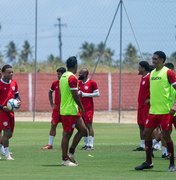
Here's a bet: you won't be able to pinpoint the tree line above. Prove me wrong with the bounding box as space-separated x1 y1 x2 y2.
0 40 176 73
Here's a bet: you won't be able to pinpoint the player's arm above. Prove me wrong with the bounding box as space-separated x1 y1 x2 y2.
71 90 85 113
167 70 176 89
48 89 54 108
15 92 21 101
0 105 10 112
69 75 85 113
14 92 21 108
79 89 100 97
167 70 176 114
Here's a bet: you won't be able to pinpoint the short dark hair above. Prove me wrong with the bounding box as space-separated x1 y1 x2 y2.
149 65 154 72
164 62 174 70
139 61 149 71
153 51 166 63
57 67 66 74
2 64 12 72
66 56 77 69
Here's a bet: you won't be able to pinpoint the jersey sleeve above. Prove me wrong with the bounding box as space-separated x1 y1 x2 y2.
167 69 176 85
14 81 19 94
50 81 55 92
68 75 78 90
92 80 98 91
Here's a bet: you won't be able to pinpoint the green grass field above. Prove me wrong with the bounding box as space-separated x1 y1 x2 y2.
0 122 176 180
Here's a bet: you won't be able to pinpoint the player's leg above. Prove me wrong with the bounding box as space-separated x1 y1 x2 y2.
161 136 168 158
69 117 87 162
152 127 161 151
135 127 155 170
135 114 158 170
42 124 58 150
133 108 146 151
81 111 94 150
2 129 14 160
80 114 89 150
80 119 89 150
0 130 4 158
85 123 94 150
42 111 60 150
61 116 78 166
160 114 175 172
162 130 175 171
2 112 14 160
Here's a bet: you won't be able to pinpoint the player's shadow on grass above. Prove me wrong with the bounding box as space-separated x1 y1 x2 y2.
41 164 62 167
130 169 167 173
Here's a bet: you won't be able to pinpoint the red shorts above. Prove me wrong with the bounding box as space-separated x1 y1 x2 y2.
145 114 172 131
0 110 15 133
82 110 94 124
61 115 80 133
137 105 150 126
51 108 62 125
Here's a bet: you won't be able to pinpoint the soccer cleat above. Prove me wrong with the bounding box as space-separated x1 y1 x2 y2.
6 155 14 160
162 153 169 159
42 145 53 150
85 146 94 151
68 153 78 165
135 162 154 170
80 145 87 150
153 142 161 151
132 147 145 151
168 165 176 172
61 159 78 167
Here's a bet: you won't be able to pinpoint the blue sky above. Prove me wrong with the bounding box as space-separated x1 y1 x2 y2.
0 0 176 62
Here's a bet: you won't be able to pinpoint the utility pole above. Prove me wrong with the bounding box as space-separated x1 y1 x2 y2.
55 18 66 60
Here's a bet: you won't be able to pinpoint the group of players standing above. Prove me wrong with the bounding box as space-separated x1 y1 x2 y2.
135 51 176 172
0 57 100 166
1 51 175 172
42 56 100 166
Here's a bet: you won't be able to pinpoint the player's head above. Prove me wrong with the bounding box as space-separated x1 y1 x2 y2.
1 64 13 80
138 61 149 75
152 51 166 67
66 56 78 74
164 62 174 71
78 68 89 81
56 67 66 79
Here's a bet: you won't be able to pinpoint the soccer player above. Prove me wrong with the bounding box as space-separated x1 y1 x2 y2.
0 64 21 160
133 62 160 152
59 56 87 166
0 67 4 156
78 68 100 150
133 61 150 151
135 51 176 172
42 67 66 150
152 62 176 159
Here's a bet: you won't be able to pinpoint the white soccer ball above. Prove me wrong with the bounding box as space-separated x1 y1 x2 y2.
6 98 20 111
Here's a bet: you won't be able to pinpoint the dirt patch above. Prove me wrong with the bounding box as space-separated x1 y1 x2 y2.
15 111 137 124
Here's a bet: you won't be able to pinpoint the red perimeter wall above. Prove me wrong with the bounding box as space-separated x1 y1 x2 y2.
13 73 140 112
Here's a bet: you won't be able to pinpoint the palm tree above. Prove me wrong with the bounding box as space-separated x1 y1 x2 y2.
5 41 18 63
79 42 96 64
96 42 114 65
19 40 33 64
169 52 176 64
123 43 138 66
